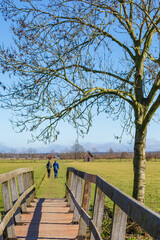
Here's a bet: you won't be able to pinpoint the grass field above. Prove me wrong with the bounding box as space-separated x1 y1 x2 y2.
0 159 160 213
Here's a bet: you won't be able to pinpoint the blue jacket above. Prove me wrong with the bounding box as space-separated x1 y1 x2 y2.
53 162 59 172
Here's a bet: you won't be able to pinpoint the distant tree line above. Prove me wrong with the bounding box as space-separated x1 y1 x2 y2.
0 150 160 161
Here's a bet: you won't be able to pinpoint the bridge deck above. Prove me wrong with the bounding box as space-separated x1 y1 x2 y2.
15 198 79 240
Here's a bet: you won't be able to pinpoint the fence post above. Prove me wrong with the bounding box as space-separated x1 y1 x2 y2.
72 176 83 223
78 180 91 239
29 171 35 201
2 181 16 239
23 172 32 206
65 168 69 200
90 186 105 240
17 173 27 213
10 177 22 224
67 171 74 207
70 173 77 212
110 203 127 240
0 212 4 240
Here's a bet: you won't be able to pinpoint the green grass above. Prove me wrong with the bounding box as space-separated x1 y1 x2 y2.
0 159 160 213
62 160 160 212
0 161 47 212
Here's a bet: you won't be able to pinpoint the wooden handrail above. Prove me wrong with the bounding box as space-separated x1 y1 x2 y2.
66 167 160 240
0 168 35 240
0 168 33 184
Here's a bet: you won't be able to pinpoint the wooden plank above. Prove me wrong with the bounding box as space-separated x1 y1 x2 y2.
111 203 127 240
29 171 35 201
67 168 160 239
73 177 83 223
17 174 27 213
67 168 96 184
0 213 3 240
0 184 35 236
78 180 91 238
66 183 102 240
70 173 77 212
0 168 33 184
96 175 160 239
2 181 16 239
23 172 31 206
15 198 78 240
10 177 22 224
67 171 73 206
90 187 105 240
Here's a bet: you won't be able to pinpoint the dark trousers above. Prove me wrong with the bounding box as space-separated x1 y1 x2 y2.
47 169 51 178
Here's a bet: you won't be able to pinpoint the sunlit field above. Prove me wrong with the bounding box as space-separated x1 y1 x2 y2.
0 159 160 213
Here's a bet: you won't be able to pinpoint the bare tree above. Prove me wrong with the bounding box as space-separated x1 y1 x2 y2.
0 0 160 203
71 140 84 160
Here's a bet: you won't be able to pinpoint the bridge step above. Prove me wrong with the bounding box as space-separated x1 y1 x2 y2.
15 198 79 240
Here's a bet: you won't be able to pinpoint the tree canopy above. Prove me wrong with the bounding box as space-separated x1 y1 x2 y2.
0 0 160 203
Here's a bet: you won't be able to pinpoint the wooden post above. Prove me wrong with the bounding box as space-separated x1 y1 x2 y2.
0 212 4 240
67 171 74 206
2 181 16 239
29 171 35 201
23 172 31 206
17 173 27 213
90 186 105 240
65 168 69 200
10 177 22 224
72 176 83 223
69 173 77 212
78 180 91 239
110 203 127 240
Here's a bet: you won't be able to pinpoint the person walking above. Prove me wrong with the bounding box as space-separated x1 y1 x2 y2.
46 160 52 178
53 160 59 178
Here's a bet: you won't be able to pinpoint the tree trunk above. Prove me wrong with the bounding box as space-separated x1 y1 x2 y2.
133 127 147 203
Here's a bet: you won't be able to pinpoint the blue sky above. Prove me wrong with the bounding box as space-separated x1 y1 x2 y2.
0 11 160 152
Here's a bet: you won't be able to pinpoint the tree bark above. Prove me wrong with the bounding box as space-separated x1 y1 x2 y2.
133 126 147 203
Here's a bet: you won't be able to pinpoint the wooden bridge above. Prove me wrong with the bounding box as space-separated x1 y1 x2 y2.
0 167 160 240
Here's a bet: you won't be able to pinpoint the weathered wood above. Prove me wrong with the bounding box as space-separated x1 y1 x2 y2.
29 171 35 201
67 168 160 239
65 168 69 200
67 171 72 205
23 172 31 206
90 187 105 240
10 177 22 224
2 181 16 239
0 184 35 236
66 183 102 240
96 175 160 239
78 180 91 238
0 213 3 240
70 173 77 212
17 174 27 213
73 176 83 223
111 203 127 240
0 168 33 184
68 168 96 184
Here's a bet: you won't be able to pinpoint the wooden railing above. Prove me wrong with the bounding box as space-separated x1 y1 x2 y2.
65 167 160 240
0 168 35 240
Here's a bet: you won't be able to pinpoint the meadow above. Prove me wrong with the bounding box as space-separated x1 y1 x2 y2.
0 159 160 213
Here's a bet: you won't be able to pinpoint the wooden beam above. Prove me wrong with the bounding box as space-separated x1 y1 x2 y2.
10 177 22 224
90 187 105 240
17 174 27 213
111 203 127 240
0 213 3 240
0 168 33 184
73 176 83 223
78 180 91 238
70 173 77 212
2 181 16 239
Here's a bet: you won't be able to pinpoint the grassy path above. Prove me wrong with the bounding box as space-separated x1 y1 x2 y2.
36 161 68 198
